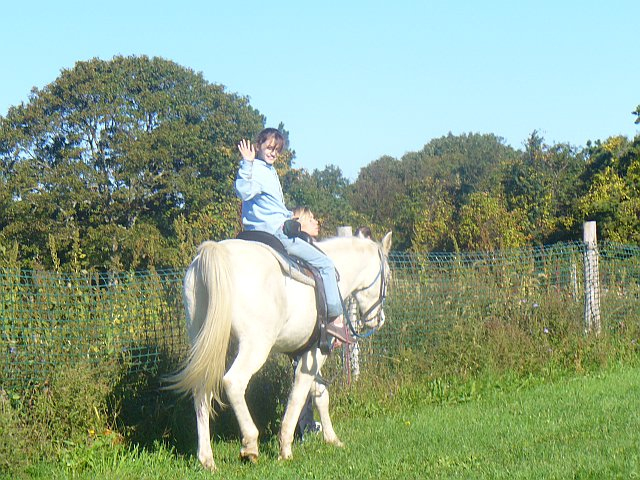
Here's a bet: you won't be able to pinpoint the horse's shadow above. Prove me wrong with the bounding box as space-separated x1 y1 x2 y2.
110 345 294 457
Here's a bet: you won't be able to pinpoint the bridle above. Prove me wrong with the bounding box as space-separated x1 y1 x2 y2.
344 247 389 339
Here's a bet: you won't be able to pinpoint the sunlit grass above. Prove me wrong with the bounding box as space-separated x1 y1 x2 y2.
23 365 640 479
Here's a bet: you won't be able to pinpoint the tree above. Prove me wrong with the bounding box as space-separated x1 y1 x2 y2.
457 192 528 251
0 55 265 269
406 132 514 197
283 165 361 237
409 177 457 252
577 135 640 243
502 131 585 244
351 133 517 250
348 155 404 227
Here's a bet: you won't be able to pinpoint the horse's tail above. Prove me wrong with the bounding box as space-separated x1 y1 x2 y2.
165 241 233 414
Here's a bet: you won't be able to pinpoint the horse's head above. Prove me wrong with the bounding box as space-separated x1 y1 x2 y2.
350 231 392 330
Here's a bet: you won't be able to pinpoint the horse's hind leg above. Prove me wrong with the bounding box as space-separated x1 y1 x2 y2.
223 343 271 463
194 390 216 472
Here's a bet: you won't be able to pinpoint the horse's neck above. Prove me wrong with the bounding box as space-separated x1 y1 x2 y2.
318 237 369 296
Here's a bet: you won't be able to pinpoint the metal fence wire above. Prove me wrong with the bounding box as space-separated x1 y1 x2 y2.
1 268 185 390
2 242 639 390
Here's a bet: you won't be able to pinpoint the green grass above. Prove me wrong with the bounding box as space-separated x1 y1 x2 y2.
18 365 640 479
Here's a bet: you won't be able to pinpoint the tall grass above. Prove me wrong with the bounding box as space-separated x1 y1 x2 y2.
1 266 185 391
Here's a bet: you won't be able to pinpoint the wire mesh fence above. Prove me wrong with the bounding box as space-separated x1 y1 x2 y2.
2 241 639 391
355 241 640 372
1 268 186 390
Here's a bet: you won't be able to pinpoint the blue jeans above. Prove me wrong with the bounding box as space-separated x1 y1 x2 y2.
273 227 343 317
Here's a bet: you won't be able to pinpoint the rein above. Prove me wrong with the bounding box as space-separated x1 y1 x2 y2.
344 248 388 339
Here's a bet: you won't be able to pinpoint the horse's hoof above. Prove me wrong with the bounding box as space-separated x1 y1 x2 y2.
240 451 259 464
199 457 217 472
328 438 345 448
278 448 293 461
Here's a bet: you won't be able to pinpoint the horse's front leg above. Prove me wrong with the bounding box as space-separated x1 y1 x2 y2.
278 366 316 460
193 390 216 472
313 377 345 448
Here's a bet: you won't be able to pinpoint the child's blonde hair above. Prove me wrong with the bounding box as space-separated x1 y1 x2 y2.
292 206 313 222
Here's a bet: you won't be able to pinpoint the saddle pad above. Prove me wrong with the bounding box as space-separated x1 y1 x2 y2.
236 232 315 287
237 230 286 255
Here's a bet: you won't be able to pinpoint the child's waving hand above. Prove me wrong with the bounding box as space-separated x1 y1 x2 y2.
238 139 256 162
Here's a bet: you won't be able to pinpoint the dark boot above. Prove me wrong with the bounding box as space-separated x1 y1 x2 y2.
318 322 332 354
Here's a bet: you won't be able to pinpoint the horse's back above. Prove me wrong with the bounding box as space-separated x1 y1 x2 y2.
219 238 296 312
220 238 285 281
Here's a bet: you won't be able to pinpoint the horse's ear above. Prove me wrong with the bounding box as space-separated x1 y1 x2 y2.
381 231 392 255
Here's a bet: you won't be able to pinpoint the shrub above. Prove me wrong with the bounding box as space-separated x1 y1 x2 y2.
0 390 29 476
0 358 125 475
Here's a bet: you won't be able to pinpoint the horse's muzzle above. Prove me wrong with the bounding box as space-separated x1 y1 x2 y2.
364 307 385 329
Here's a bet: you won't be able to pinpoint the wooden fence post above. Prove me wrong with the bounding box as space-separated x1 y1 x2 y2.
583 221 601 335
336 226 352 237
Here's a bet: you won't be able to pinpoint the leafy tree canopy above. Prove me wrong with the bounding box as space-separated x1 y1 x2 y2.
283 165 364 237
577 135 640 243
0 55 265 269
501 131 586 244
1 55 638 266
350 133 518 249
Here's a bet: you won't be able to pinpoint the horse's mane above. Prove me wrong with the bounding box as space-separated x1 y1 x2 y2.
314 237 381 269
316 235 376 248
317 235 377 253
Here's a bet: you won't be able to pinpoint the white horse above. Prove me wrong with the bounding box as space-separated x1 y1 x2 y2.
168 232 392 472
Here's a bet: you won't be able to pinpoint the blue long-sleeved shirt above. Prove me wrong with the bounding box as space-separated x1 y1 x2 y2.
235 159 292 234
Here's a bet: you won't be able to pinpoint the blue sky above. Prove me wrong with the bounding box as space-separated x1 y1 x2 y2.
1 1 638 180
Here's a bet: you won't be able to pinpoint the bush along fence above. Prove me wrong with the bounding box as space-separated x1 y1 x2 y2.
358 222 640 375
1 268 186 391
2 223 640 391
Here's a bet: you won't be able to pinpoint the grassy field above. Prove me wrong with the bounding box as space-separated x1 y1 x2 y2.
18 364 640 479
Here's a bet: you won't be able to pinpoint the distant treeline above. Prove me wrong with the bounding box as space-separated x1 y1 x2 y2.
1 55 639 271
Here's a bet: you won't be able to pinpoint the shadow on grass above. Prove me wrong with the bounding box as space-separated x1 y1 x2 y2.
110 345 294 458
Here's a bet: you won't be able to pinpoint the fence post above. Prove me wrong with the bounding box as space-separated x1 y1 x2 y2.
583 221 601 335
337 225 359 382
336 226 352 237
